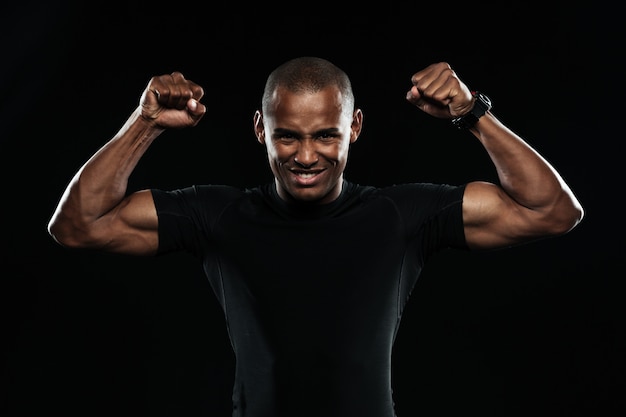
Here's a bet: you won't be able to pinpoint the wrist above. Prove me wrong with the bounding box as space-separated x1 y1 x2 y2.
133 107 166 132
452 91 492 130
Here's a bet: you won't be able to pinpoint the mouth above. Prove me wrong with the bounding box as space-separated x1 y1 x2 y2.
289 168 325 185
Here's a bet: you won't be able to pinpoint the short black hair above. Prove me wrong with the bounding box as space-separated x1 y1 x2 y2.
261 56 355 114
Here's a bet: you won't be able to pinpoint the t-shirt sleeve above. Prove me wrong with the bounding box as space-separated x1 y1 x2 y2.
379 182 468 252
151 185 243 257
421 184 468 252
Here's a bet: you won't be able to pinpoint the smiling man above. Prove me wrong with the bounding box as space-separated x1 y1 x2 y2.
48 56 583 417
254 66 361 204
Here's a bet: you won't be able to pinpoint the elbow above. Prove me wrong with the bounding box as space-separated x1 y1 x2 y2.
545 196 585 236
565 202 585 233
47 217 72 248
47 215 89 249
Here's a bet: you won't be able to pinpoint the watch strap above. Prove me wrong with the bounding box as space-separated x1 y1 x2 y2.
451 91 492 130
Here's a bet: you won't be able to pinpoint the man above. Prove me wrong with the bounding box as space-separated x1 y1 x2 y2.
48 57 583 417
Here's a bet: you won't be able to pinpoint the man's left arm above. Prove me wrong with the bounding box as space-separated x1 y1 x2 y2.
405 62 584 250
461 111 583 250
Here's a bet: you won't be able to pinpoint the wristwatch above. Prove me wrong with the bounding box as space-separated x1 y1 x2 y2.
451 91 492 130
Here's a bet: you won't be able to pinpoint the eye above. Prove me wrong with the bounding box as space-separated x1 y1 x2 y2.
274 132 297 142
317 132 338 141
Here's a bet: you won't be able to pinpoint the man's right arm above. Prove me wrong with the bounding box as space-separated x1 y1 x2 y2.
47 72 206 256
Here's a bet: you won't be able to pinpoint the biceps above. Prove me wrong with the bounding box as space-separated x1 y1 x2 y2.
97 190 159 255
117 190 158 230
462 181 541 250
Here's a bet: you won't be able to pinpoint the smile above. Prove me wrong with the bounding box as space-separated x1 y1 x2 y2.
289 169 325 185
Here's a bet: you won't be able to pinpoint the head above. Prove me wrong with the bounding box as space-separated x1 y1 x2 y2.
254 56 363 204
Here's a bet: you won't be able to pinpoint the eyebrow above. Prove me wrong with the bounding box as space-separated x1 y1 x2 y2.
272 127 341 138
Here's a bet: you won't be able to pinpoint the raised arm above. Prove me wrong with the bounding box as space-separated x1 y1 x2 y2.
47 72 206 255
406 62 584 250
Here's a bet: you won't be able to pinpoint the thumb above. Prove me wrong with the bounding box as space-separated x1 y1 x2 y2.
405 86 422 107
187 98 206 123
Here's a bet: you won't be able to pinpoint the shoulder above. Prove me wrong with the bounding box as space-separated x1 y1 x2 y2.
151 184 252 216
366 182 467 223
152 184 246 201
361 182 466 203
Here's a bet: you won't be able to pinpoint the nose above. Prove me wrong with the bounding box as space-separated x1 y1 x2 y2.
294 139 319 168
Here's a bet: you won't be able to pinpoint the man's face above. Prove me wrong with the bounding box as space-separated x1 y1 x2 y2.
254 85 362 204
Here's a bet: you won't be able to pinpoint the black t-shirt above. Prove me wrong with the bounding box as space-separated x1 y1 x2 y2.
152 180 468 417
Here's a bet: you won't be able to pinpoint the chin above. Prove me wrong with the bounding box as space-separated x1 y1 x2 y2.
290 192 322 203
287 188 328 204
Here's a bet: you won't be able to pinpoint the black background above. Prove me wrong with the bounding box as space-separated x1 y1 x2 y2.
1 5 624 417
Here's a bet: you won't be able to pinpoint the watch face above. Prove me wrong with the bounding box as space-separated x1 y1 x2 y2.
473 93 491 114
453 92 491 129
480 93 491 107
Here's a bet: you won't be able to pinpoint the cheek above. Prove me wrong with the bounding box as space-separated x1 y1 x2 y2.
331 140 351 162
266 143 291 164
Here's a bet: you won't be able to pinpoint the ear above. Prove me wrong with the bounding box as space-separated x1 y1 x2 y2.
253 110 266 145
350 109 363 144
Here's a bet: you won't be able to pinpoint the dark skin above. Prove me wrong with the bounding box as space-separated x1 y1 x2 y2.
48 62 583 256
254 84 362 204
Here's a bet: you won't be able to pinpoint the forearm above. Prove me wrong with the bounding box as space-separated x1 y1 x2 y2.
469 112 583 233
49 108 163 243
472 113 572 208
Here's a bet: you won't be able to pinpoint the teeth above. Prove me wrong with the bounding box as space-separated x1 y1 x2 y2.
298 172 316 179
